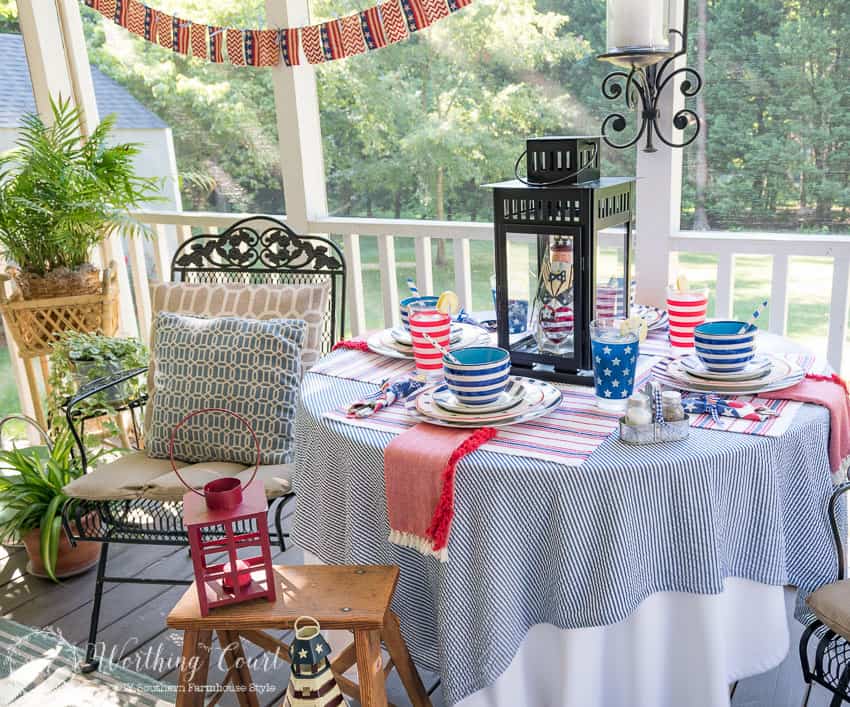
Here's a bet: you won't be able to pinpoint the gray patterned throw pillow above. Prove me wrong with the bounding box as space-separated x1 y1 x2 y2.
147 312 306 465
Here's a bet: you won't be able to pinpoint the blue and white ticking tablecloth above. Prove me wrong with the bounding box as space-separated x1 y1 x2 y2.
292 346 838 706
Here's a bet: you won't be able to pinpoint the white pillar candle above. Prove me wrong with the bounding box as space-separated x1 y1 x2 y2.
607 0 671 52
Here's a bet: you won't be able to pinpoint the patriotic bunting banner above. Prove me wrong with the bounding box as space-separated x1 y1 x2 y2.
85 0 472 67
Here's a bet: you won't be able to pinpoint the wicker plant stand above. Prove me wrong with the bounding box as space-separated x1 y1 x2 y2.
0 263 119 428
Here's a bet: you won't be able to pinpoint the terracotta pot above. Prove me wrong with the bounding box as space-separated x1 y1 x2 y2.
16 264 102 300
21 514 101 579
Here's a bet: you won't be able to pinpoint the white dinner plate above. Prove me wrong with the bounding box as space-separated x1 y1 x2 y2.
406 379 562 429
678 354 772 381
418 381 543 423
432 378 526 414
366 324 491 359
653 354 804 395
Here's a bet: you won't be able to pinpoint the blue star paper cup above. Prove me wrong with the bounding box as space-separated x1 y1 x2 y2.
590 318 640 410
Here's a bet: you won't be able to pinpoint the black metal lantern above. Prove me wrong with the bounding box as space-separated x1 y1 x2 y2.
486 136 635 385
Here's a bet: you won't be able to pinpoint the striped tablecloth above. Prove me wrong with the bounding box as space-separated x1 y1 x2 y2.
293 346 839 706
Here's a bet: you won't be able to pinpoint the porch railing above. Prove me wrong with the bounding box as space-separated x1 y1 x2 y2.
5 210 849 425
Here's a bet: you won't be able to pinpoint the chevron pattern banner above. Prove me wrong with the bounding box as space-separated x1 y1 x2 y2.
83 0 472 67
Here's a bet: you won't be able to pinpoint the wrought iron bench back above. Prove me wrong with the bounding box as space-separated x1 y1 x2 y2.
170 216 346 351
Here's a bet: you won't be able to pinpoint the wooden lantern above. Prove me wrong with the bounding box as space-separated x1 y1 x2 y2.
171 408 276 617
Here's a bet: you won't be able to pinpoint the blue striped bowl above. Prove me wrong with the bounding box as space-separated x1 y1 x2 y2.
693 321 757 372
400 296 439 331
443 347 511 406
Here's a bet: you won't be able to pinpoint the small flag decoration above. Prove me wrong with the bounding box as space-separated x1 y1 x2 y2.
126 0 146 36
227 28 246 66
172 16 190 54
279 27 300 66
81 0 472 66
380 0 410 43
208 26 224 62
320 20 344 61
400 0 430 32
301 25 325 64
190 22 207 59
360 6 387 50
340 14 367 57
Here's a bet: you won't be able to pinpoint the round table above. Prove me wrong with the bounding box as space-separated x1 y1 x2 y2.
292 338 838 707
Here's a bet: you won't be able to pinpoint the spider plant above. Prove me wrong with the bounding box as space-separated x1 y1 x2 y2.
0 428 103 581
0 95 160 278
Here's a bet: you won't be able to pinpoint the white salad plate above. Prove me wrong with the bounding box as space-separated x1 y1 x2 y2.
654 354 804 395
419 381 543 423
678 354 772 382
432 378 526 414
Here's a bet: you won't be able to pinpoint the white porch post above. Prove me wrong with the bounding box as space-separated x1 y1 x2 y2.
265 0 329 232
632 1 686 309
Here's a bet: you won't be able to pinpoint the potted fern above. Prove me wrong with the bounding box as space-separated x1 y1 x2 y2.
0 419 105 581
0 96 159 300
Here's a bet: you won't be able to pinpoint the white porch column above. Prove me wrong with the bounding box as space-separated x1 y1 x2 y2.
265 0 329 231
632 1 686 309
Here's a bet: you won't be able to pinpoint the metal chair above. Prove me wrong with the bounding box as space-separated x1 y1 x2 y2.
60 216 346 672
800 481 850 706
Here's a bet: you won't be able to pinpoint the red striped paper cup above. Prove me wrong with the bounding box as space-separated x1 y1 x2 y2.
666 288 709 348
409 309 451 375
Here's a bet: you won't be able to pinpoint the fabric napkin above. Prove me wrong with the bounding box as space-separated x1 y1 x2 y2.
761 374 850 480
682 394 772 422
332 338 371 352
384 423 497 561
347 377 424 418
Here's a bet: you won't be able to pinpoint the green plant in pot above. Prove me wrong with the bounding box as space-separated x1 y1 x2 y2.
0 417 106 581
0 96 159 300
47 331 148 425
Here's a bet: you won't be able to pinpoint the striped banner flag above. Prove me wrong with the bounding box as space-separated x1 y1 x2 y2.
279 28 300 66
156 9 172 48
359 6 387 49
301 24 325 64
208 26 224 62
143 6 159 41
227 28 246 66
379 0 409 43
400 0 430 32
340 14 366 57
190 23 207 59
243 28 258 66
172 16 190 54
257 29 281 66
446 0 472 10
320 20 344 61
113 0 128 27
126 0 146 37
97 0 116 21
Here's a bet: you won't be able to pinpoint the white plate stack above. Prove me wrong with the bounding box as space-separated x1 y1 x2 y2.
652 353 804 395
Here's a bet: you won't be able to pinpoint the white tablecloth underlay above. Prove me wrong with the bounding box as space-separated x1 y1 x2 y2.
455 578 791 707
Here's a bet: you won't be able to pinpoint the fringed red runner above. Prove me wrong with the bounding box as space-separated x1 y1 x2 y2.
332 338 371 352
763 375 850 480
384 423 496 561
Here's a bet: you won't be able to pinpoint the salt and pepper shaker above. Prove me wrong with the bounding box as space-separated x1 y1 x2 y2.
661 390 685 422
625 393 652 426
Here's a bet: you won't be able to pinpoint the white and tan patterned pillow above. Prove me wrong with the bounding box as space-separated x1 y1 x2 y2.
149 281 329 368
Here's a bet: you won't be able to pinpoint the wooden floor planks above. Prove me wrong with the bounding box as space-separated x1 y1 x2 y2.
0 529 820 706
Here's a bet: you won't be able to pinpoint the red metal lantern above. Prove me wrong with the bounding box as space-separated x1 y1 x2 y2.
170 408 276 617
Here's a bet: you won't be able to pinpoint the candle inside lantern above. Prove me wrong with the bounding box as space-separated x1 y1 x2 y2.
607 0 671 52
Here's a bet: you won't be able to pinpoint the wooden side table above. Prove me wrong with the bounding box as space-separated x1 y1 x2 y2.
167 564 432 707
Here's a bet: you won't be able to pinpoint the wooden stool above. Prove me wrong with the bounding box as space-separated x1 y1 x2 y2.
167 564 432 707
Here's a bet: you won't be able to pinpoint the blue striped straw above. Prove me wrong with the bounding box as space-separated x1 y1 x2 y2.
739 299 768 334
406 278 419 296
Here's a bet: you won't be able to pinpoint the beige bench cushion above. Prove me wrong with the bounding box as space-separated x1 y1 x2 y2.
807 580 850 641
64 453 293 502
